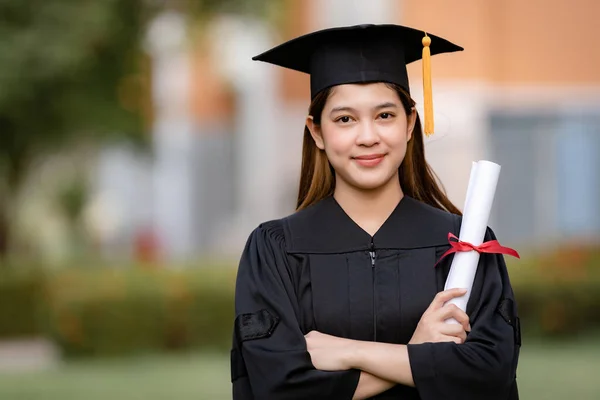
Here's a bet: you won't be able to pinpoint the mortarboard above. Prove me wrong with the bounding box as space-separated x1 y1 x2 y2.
252 24 463 136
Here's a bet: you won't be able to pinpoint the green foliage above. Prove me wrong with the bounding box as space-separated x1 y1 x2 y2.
0 0 157 256
41 266 237 357
56 174 89 225
508 244 600 337
0 0 280 164
0 0 152 148
0 0 279 258
0 266 46 337
2 244 599 358
168 0 283 21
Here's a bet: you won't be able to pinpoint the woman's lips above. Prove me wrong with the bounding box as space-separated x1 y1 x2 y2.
353 153 386 167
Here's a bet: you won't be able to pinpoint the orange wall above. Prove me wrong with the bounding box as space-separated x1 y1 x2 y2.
188 34 235 124
188 0 312 120
403 0 494 81
279 0 311 102
402 0 600 84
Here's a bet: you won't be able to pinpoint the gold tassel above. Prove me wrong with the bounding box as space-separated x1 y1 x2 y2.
422 33 434 136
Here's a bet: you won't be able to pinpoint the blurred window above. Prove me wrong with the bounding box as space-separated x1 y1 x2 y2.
489 108 600 244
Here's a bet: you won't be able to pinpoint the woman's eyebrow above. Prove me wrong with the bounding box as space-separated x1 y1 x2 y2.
329 102 398 115
329 106 356 115
373 102 398 110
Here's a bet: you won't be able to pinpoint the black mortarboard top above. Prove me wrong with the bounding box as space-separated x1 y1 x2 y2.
252 24 463 136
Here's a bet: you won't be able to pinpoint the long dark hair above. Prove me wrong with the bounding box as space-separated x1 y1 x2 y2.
296 83 461 215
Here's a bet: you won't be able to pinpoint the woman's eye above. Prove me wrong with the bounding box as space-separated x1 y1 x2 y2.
337 116 352 123
379 112 393 119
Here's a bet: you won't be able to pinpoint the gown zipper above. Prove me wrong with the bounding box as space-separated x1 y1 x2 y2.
369 239 377 342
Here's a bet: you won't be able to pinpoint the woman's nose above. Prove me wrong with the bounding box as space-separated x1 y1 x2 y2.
356 121 379 146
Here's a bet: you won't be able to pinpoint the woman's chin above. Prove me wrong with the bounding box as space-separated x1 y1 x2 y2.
344 173 396 192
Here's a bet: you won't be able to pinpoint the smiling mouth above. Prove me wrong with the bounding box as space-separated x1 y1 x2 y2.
353 154 386 167
354 154 386 160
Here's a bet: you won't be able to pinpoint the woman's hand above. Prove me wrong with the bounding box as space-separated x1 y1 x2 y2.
409 288 471 345
305 330 354 371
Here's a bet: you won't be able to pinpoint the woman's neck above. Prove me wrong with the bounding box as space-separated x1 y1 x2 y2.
333 174 404 237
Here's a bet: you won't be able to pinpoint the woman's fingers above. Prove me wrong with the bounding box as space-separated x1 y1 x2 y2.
438 304 470 332
410 289 471 346
447 335 463 344
439 323 468 343
435 334 464 344
427 288 468 311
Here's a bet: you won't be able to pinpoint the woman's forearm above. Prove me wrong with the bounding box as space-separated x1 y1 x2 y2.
352 371 396 400
348 341 415 387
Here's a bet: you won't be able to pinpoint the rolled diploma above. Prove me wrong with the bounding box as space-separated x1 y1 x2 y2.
463 161 478 212
444 160 501 323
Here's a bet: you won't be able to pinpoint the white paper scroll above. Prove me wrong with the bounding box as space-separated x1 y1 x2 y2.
463 161 478 212
444 160 501 323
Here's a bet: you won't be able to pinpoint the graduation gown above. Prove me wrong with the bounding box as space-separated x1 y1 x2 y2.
231 195 521 400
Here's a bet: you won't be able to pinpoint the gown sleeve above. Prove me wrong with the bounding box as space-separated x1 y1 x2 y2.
231 222 361 400
407 227 521 400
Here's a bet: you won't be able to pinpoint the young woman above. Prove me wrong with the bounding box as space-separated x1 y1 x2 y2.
230 24 521 400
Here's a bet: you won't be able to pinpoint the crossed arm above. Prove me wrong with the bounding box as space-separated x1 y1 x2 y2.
305 288 471 399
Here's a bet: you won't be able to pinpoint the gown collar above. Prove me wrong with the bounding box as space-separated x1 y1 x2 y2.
284 195 460 254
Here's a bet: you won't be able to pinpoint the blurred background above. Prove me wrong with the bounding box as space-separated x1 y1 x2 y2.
1 0 599 399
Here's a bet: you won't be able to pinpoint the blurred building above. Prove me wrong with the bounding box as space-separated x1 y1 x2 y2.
93 0 600 262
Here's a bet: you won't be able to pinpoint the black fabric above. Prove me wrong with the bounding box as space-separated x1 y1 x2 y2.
252 24 463 99
498 298 522 346
231 309 280 383
497 298 516 326
236 309 280 342
230 348 247 383
231 195 521 400
285 196 455 253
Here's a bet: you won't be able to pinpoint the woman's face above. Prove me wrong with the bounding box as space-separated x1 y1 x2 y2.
307 83 416 192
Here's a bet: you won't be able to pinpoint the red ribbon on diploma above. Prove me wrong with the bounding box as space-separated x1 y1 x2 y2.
435 233 520 267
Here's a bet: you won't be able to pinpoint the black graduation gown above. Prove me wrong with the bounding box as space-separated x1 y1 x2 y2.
231 195 521 400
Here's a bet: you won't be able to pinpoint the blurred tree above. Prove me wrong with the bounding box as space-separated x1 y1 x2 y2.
0 0 280 260
0 0 156 259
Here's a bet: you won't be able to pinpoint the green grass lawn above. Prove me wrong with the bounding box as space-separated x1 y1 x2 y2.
0 338 599 400
0 351 231 400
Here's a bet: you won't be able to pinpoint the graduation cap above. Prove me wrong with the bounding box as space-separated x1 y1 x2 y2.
252 24 463 136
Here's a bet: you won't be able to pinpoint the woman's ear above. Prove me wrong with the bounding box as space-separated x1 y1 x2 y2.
306 116 325 150
407 107 417 141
